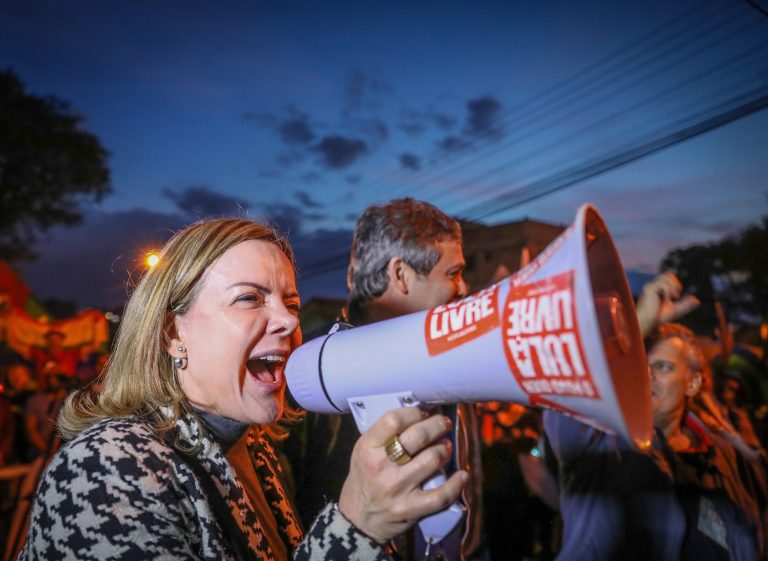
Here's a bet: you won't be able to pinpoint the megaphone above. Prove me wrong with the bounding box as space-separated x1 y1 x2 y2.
286 204 652 541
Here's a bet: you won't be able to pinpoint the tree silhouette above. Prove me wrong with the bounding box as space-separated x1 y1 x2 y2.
0 69 111 260
661 212 768 333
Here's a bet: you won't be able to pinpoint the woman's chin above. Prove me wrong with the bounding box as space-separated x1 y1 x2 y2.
243 397 283 425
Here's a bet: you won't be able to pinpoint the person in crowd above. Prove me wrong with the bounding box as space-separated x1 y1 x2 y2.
0 363 36 465
481 405 559 561
23 365 68 461
0 384 13 466
28 329 82 380
717 372 764 450
544 272 766 561
286 198 484 561
691 364 765 462
649 322 765 560
20 217 466 561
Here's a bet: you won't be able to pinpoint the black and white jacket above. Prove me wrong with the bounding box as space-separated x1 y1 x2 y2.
20 412 391 561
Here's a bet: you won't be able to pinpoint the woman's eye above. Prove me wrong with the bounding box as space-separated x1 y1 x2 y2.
286 303 301 316
235 293 263 304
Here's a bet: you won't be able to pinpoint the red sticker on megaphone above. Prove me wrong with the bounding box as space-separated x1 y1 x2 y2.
425 284 500 356
502 271 600 399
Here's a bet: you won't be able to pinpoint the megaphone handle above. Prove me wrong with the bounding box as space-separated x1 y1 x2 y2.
418 474 467 543
348 393 466 543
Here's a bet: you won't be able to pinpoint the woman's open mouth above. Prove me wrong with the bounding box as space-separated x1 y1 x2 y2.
246 354 286 385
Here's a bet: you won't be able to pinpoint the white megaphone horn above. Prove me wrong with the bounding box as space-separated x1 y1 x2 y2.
286 204 652 542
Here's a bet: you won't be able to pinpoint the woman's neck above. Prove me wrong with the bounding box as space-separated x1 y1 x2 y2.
194 408 250 452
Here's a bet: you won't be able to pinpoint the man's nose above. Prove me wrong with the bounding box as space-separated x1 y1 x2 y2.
456 276 469 299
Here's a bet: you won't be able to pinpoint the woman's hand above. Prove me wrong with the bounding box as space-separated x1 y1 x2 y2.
338 406 468 544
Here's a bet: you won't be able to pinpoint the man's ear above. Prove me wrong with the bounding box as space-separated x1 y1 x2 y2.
686 371 703 397
387 256 410 295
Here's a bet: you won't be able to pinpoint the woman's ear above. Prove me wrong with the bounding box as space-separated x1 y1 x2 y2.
387 257 410 295
165 315 186 358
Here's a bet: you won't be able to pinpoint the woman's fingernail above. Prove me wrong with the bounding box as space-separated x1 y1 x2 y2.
442 416 452 429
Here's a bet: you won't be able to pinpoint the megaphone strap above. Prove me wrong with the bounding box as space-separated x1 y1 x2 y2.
318 332 345 413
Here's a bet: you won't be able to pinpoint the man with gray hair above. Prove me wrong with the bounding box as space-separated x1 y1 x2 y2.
288 198 484 561
346 197 467 324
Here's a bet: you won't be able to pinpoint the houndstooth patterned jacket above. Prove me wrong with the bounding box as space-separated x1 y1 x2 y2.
20 412 392 561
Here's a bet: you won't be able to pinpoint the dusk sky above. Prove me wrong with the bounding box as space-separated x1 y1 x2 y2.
2 0 767 310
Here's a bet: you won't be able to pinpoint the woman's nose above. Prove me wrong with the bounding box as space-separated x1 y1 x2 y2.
268 306 300 336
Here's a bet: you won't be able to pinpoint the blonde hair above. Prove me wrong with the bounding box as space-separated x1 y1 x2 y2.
58 217 302 441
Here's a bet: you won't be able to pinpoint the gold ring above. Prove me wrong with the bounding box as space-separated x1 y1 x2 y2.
384 434 412 465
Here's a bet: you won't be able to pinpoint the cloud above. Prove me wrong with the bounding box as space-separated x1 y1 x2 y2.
242 110 276 127
276 150 306 168
343 69 393 117
18 208 188 308
433 112 457 130
259 169 281 178
19 205 344 309
311 135 367 169
291 227 355 301
296 190 323 209
163 186 251 217
400 152 421 171
243 106 316 146
17 179 357 309
300 171 322 184
279 111 315 145
465 96 503 138
437 135 470 153
250 203 327 237
346 174 361 185
398 117 426 137
359 118 388 143
399 108 458 138
435 95 504 154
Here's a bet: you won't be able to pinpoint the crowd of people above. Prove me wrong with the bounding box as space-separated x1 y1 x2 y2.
0 197 765 561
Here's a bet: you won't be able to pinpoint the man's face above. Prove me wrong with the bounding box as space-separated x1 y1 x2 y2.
404 239 468 312
648 336 700 428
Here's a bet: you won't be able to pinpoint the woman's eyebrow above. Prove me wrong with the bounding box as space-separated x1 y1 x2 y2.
226 282 299 300
226 281 270 293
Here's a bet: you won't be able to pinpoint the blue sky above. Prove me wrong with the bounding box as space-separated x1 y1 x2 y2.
2 0 767 308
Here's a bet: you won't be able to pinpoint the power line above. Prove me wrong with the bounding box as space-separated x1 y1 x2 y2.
330 1 730 208
436 42 767 213
392 2 746 203
297 3 768 279
337 1 740 210
459 88 768 221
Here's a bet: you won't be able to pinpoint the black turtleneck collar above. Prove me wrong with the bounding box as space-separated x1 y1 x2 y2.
193 408 250 452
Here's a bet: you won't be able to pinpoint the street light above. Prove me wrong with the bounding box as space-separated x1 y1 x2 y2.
146 252 160 268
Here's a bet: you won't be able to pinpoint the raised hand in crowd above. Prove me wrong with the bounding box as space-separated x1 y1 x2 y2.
636 271 700 336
